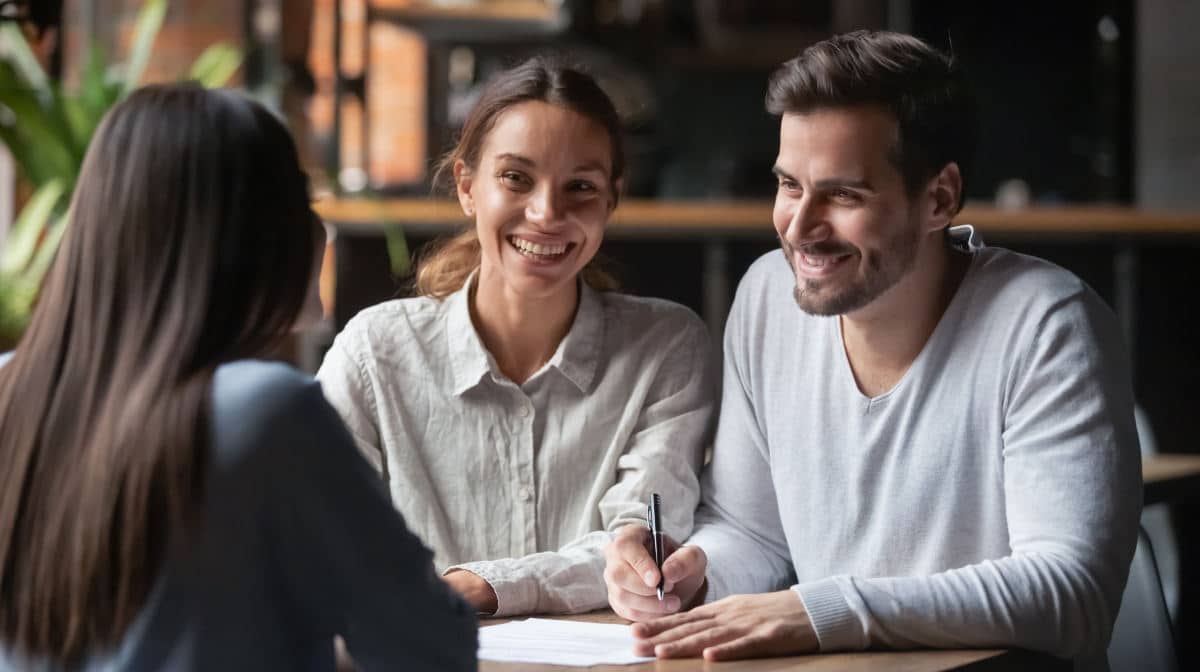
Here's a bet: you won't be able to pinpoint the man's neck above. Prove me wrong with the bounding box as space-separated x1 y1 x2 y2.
840 241 970 398
470 272 579 386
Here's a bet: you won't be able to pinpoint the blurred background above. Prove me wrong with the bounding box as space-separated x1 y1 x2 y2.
1 0 1198 667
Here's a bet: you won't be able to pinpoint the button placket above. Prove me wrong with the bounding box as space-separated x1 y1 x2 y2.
513 391 537 553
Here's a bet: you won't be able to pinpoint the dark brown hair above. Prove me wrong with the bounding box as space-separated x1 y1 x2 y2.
766 30 977 212
416 56 623 298
0 83 316 664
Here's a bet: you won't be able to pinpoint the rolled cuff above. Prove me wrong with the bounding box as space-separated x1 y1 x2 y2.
446 561 536 618
794 578 866 651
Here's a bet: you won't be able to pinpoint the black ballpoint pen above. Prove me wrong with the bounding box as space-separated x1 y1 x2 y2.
647 493 665 601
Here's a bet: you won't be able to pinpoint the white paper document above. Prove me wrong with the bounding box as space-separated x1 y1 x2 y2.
478 617 655 667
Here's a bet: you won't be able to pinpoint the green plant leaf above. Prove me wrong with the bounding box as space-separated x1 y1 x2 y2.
0 23 49 93
0 276 38 350
22 211 67 286
384 225 411 276
187 43 242 88
0 180 65 275
78 44 120 122
121 0 168 94
0 62 79 184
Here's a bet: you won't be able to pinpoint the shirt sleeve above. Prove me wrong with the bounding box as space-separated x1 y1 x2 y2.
449 313 717 616
686 290 796 600
266 380 478 672
315 325 387 477
794 289 1142 662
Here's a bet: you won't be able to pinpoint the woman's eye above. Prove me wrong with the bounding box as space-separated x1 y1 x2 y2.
568 180 597 193
832 189 859 202
499 172 530 189
778 179 799 193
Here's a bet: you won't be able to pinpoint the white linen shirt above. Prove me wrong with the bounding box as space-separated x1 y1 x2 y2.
316 278 716 616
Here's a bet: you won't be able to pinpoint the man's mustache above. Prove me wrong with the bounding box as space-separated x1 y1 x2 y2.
781 240 858 257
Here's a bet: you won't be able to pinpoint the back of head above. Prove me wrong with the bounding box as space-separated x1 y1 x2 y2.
0 82 315 664
766 30 977 212
416 55 624 298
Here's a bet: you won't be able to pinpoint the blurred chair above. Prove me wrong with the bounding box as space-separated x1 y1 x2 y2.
1108 527 1178 672
1135 405 1180 623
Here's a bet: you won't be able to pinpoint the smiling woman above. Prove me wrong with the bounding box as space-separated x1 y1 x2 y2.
316 57 718 625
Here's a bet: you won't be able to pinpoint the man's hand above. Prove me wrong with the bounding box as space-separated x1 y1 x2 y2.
442 569 498 614
631 590 819 661
603 524 707 621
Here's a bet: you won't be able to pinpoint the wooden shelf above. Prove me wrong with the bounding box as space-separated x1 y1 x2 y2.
315 197 1200 239
369 0 567 38
372 0 560 23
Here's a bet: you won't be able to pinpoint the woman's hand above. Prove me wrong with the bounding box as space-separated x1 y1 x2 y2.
442 569 499 614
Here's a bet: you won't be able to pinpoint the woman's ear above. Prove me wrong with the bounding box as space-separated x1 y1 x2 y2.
453 159 475 216
926 162 963 233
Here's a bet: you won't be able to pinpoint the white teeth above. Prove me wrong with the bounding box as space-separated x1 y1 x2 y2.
510 236 567 256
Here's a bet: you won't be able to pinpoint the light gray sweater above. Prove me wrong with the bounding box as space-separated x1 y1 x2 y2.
688 243 1141 670
0 359 477 671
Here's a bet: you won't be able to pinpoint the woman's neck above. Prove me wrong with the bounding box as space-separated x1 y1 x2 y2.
469 272 580 385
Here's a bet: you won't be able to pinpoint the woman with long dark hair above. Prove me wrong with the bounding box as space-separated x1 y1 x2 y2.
0 83 476 671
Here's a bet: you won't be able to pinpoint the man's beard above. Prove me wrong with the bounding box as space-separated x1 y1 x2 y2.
782 221 921 316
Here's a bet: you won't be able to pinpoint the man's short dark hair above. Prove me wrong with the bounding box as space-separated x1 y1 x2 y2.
766 30 976 212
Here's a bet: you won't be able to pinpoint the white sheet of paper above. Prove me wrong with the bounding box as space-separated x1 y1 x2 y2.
478 618 655 667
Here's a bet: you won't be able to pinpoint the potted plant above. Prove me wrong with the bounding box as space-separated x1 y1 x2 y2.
0 0 241 349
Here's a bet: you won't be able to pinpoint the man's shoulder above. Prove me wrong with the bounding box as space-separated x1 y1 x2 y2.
970 247 1092 310
731 250 795 312
743 249 793 287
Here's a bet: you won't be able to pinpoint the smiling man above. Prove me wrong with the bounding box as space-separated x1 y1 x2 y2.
603 31 1141 670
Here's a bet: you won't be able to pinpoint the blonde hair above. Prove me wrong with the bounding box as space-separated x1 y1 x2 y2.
413 55 623 299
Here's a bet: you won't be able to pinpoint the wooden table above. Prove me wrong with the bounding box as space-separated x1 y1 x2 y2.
479 611 1067 671
474 457 1196 671
1142 453 1200 505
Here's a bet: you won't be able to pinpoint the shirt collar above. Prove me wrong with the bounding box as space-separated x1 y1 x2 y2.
444 273 606 396
446 272 493 396
549 280 604 393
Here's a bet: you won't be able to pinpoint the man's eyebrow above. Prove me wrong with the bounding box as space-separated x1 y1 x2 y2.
771 165 796 181
814 178 876 191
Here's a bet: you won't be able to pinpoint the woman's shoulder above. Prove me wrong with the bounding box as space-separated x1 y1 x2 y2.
344 295 447 333
599 291 704 327
213 359 315 408
210 360 345 466
597 291 708 344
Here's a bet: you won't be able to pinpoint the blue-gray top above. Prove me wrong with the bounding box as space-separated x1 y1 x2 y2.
0 357 477 671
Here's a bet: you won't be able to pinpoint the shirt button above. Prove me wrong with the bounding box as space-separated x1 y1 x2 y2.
517 403 531 417
519 486 534 501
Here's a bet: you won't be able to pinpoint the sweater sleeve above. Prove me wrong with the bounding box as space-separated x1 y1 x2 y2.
264 377 478 672
686 282 796 600
794 289 1142 662
448 315 716 616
